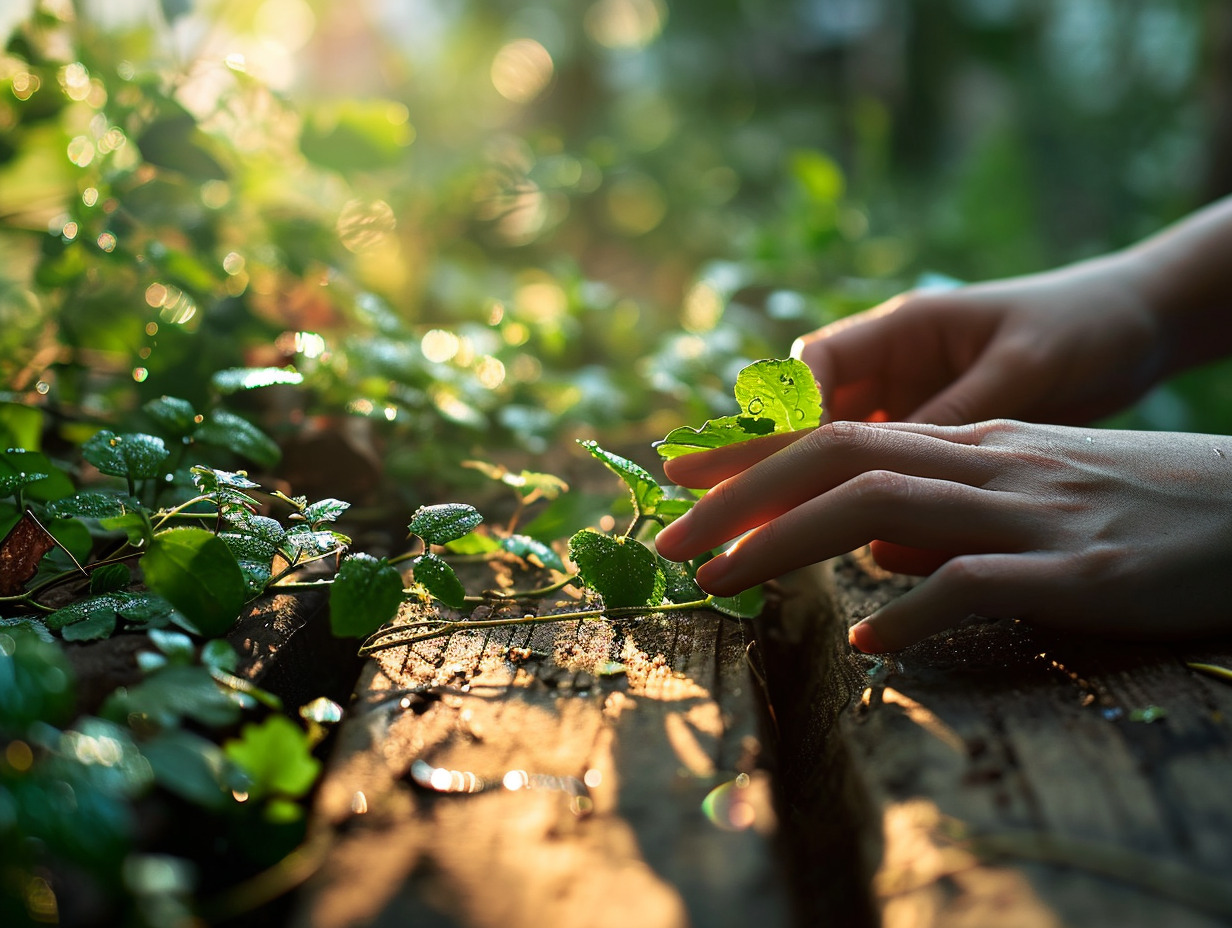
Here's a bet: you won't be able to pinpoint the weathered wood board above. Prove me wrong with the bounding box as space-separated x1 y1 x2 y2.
760 551 1232 928
293 567 788 928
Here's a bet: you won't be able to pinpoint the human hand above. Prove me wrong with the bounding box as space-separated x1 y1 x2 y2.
654 420 1232 652
792 253 1166 426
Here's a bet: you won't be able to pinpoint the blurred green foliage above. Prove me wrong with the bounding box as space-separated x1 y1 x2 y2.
1 0 1227 490
1 2 1230 923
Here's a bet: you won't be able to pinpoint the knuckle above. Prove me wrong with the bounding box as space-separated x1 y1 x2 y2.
1063 545 1124 585
712 478 743 511
817 418 878 451
932 555 992 593
845 469 912 506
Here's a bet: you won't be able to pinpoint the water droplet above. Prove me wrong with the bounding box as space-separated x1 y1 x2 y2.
747 397 764 415
793 408 804 420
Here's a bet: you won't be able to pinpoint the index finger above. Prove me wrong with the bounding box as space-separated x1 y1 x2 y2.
654 421 995 563
662 430 811 489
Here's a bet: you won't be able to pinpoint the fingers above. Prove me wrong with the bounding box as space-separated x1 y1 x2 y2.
655 421 999 563
689 475 1035 596
849 552 1063 652
868 540 953 575
662 430 809 489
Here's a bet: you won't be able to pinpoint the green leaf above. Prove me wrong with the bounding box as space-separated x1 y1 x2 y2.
409 503 483 546
285 525 347 559
49 490 137 521
98 510 153 546
102 664 240 729
142 528 248 637
191 465 260 492
500 534 564 571
656 358 821 461
568 530 665 609
137 111 227 181
733 358 822 429
660 556 704 604
300 99 414 173
656 415 775 461
654 497 696 524
82 430 170 480
411 552 466 608
211 367 304 394
712 586 765 619
219 514 285 560
444 531 501 556
201 639 238 673
578 440 663 519
115 592 178 627
143 396 199 437
0 403 43 451
61 610 118 641
0 471 48 496
46 595 123 631
300 498 350 525
0 628 76 733
0 450 73 501
195 411 281 469
46 591 176 632
90 563 131 594
223 714 320 801
329 553 405 638
143 729 238 809
148 628 195 663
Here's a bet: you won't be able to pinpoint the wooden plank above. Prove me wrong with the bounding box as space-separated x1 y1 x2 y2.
762 551 1232 928
292 560 789 928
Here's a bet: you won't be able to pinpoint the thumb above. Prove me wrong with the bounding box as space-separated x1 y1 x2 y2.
848 553 1044 652
908 357 1043 426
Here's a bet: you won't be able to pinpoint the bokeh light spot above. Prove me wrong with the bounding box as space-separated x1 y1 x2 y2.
604 173 666 235
585 0 666 48
337 198 396 253
491 39 554 104
67 135 94 167
421 329 461 363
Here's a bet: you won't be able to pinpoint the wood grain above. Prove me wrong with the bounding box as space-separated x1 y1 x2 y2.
293 565 787 928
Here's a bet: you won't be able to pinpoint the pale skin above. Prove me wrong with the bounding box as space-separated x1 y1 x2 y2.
654 196 1232 653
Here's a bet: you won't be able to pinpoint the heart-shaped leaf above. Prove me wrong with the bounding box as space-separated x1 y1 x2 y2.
568 529 665 609
82 430 170 480
411 552 466 608
142 528 248 636
409 503 483 547
656 358 821 461
329 553 405 638
143 396 200 437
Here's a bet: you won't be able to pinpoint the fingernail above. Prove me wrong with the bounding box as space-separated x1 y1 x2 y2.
694 554 734 593
848 621 884 654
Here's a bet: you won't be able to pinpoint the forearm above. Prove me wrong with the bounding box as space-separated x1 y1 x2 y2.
1117 195 1232 375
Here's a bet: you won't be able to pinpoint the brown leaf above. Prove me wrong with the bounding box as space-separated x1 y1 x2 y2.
0 512 56 596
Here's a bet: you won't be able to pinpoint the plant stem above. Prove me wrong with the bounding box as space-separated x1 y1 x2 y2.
357 595 715 656
481 573 580 600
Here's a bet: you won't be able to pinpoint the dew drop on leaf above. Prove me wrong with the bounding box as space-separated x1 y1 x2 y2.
747 396 764 415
